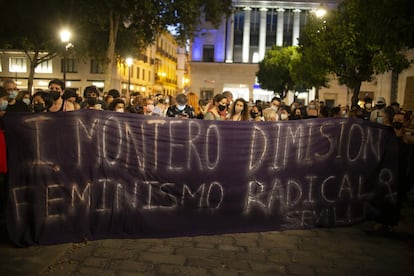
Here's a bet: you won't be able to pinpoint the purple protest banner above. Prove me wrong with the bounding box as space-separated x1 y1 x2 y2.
3 111 398 246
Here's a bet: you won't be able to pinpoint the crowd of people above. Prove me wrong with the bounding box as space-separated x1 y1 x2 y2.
0 78 413 234
1 77 413 129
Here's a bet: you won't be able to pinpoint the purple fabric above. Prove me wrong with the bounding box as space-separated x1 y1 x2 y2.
4 111 398 246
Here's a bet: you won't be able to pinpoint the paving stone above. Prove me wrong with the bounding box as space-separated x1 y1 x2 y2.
235 252 267 262
234 238 259 248
209 268 248 275
100 239 124 249
76 266 116 276
118 272 147 276
158 264 208 275
289 253 329 266
187 256 225 268
259 239 300 250
194 241 216 249
314 266 348 276
249 262 287 274
221 259 251 271
139 252 186 265
93 247 136 259
266 252 292 264
175 247 216 257
286 263 315 276
218 244 243 251
283 229 318 237
147 245 174 254
117 260 151 272
82 257 109 268
2 206 414 276
209 250 238 261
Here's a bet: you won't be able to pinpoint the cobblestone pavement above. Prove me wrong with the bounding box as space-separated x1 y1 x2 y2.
1 207 413 276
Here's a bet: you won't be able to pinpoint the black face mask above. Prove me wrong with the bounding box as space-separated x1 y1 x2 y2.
49 91 61 101
250 112 258 119
33 103 45 113
218 104 226 112
393 122 403 130
87 97 97 106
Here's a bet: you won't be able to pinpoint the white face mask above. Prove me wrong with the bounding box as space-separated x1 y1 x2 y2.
177 104 186 111
22 98 31 105
235 106 244 113
0 99 8 111
115 108 124 113
280 113 289 120
9 90 18 100
146 104 155 112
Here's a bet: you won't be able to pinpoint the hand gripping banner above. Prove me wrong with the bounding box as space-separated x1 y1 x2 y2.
3 111 398 246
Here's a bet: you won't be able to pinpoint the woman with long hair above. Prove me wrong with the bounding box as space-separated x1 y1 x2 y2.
204 94 227 120
228 98 249 121
187 92 203 119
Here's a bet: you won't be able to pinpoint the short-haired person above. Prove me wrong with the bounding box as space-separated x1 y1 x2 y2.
48 79 65 95
62 89 80 111
166 93 196 118
0 87 9 117
108 98 126 113
370 97 387 123
47 79 66 112
2 79 29 113
80 86 108 110
32 91 53 113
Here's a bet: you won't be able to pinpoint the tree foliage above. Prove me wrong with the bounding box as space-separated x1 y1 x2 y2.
0 0 74 92
299 0 414 106
256 46 299 99
294 15 331 98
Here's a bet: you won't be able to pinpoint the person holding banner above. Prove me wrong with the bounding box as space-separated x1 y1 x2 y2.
166 93 195 119
204 94 227 120
369 111 414 235
228 98 249 121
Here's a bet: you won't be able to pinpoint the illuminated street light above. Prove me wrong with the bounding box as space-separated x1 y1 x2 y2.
60 29 72 86
60 29 71 43
314 5 327 18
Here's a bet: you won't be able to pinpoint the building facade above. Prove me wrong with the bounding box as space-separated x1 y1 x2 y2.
189 0 414 109
0 32 189 97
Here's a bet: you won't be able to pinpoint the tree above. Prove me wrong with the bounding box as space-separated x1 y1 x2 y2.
294 15 331 99
300 0 414 106
0 0 74 92
1 0 233 92
256 46 300 99
75 0 233 90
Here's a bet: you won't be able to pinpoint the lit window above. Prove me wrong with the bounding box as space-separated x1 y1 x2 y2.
35 59 53 73
9 57 27 72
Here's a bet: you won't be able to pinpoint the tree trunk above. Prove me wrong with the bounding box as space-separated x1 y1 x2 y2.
315 86 320 100
104 10 120 92
27 51 39 94
351 80 362 107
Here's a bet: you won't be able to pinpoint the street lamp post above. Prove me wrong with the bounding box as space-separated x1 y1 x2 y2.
60 29 71 86
126 57 133 94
